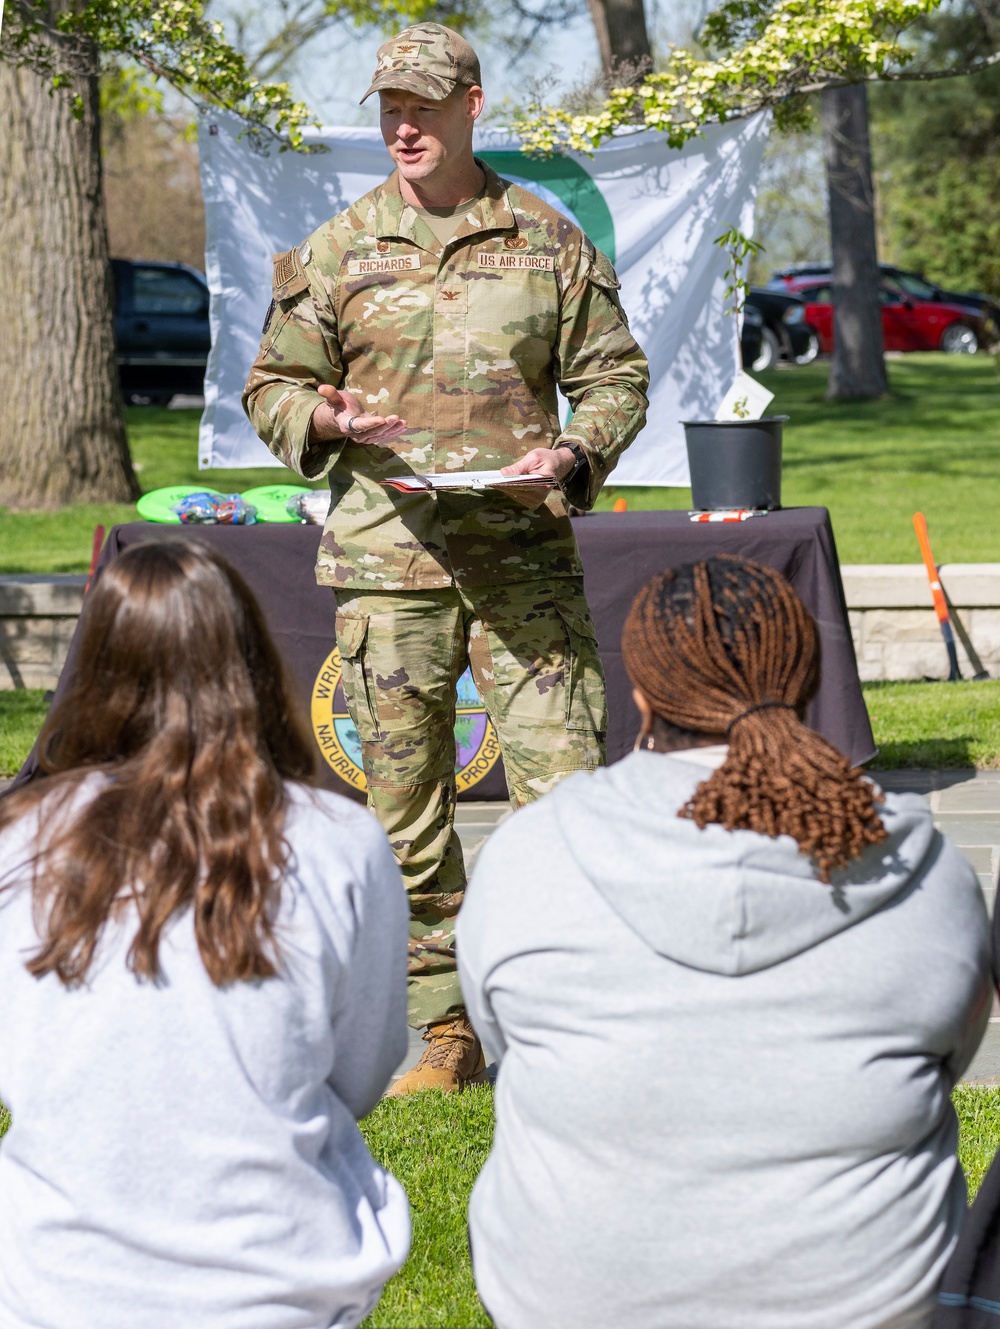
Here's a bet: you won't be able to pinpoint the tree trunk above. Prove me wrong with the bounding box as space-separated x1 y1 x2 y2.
586 0 652 79
0 22 139 508
820 83 888 401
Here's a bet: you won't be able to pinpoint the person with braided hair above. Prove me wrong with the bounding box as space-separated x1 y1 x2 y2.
458 555 991 1329
624 553 890 882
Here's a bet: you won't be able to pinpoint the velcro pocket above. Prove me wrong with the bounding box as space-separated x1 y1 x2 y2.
557 600 599 641
554 599 607 735
335 613 368 661
335 613 378 738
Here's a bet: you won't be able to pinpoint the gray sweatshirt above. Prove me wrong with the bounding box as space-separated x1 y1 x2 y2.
458 750 992 1329
0 781 410 1329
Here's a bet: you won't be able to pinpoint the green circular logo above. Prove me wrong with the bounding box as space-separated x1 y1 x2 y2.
479 151 615 263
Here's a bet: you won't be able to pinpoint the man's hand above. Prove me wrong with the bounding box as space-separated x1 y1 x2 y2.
495 446 575 511
501 446 575 482
310 385 408 444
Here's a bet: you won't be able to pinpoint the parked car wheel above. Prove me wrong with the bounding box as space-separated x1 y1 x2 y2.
940 322 978 354
794 329 821 365
751 328 781 372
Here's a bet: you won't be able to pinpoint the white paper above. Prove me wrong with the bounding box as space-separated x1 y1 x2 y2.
384 470 552 492
714 370 775 422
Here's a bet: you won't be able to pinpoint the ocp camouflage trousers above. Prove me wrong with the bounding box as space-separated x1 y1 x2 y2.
334 576 607 1028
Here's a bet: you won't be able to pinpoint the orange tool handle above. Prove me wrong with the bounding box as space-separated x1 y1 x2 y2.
913 512 949 626
84 524 105 596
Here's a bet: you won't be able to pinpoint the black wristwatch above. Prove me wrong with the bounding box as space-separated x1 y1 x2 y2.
561 441 589 483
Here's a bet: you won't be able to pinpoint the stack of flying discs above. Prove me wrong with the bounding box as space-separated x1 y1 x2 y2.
137 484 315 524
136 486 223 524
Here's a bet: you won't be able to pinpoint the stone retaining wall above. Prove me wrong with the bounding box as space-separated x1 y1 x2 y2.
0 576 86 690
2 565 999 689
843 565 1000 682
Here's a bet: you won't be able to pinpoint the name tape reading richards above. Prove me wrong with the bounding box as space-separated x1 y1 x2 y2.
347 254 422 275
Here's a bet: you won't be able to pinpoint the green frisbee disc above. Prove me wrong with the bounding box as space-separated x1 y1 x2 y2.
136 485 222 524
241 484 312 523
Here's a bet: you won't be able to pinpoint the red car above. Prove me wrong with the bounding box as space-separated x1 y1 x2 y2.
783 277 990 354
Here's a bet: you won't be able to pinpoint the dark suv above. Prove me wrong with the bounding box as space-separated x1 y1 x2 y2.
111 259 211 405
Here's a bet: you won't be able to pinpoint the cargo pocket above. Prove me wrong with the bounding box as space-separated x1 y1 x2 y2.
555 599 608 736
335 612 379 740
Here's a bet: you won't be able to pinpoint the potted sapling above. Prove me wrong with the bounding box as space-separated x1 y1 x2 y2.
682 227 787 511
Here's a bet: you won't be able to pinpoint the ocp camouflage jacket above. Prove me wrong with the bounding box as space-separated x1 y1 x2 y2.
243 162 649 590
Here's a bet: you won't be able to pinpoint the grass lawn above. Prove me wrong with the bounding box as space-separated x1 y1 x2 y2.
0 409 326 576
359 1088 495 1328
4 678 1000 776
954 1084 1000 1197
865 679 1000 769
0 354 997 573
0 690 50 777
596 353 1000 565
0 1084 997 1329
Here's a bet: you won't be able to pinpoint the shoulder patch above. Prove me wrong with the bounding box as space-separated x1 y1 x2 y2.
272 248 310 300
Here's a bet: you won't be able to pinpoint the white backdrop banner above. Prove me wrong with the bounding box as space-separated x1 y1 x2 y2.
198 110 770 484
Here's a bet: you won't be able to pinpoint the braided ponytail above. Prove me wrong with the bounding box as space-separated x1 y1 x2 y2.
622 556 886 882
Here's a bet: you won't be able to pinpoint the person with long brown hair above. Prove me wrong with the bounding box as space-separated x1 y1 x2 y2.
458 555 991 1329
0 541 410 1329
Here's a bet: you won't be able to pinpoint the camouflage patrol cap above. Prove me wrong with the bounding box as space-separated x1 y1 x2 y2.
360 23 482 104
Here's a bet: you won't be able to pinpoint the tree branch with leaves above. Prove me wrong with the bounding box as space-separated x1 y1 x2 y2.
512 0 948 154
0 0 439 508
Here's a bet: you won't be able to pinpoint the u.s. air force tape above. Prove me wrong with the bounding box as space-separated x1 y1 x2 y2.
478 252 554 271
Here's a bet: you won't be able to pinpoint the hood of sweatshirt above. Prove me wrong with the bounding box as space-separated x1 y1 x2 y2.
551 750 939 976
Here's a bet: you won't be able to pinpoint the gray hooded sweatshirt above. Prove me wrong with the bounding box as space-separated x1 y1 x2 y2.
0 782 410 1329
457 750 992 1329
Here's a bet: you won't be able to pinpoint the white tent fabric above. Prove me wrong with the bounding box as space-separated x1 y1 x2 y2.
198 110 770 484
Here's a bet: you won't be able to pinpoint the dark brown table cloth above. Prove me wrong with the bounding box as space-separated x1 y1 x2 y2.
13 507 874 801
577 508 874 770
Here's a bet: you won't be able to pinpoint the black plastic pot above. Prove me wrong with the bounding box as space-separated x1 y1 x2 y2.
682 416 788 511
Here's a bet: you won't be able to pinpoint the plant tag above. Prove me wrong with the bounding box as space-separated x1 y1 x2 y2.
715 371 775 422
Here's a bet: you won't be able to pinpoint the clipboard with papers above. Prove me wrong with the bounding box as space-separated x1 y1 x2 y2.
382 470 555 494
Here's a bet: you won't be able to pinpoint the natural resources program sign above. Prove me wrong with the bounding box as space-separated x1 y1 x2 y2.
311 651 501 793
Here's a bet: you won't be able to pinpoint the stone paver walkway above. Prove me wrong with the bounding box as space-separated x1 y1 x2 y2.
876 771 1000 1082
396 772 1000 1084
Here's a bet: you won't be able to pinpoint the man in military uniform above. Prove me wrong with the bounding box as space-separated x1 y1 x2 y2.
243 22 649 1093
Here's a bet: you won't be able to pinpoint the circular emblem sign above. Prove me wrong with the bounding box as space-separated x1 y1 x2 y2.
311 649 502 793
478 151 616 263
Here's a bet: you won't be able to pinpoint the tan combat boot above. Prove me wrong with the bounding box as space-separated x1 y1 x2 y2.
386 1012 486 1096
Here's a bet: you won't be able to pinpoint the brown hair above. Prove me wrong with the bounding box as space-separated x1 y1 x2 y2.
0 541 316 986
622 555 886 881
